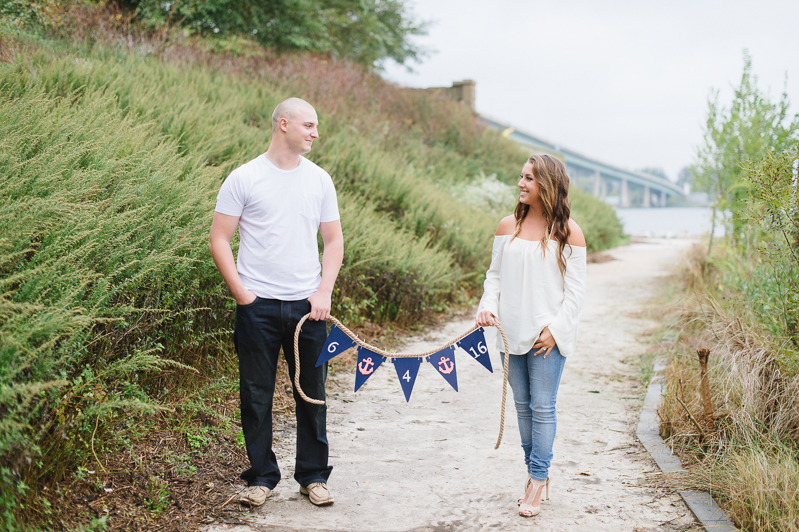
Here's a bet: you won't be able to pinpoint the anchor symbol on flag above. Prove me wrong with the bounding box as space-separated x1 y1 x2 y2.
354 347 384 392
428 345 458 391
358 357 375 375
437 356 455 374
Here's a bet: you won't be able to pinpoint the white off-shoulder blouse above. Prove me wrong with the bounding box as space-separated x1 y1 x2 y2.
476 235 587 356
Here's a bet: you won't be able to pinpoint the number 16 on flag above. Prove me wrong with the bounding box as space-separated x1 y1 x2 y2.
456 327 492 373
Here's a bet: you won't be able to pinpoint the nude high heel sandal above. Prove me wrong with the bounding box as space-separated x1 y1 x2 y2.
518 476 549 505
518 477 531 505
518 477 549 517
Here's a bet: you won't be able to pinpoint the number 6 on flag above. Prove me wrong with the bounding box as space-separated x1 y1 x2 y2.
316 324 357 367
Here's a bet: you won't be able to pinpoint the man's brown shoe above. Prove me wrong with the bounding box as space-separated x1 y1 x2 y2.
239 486 272 506
300 482 334 506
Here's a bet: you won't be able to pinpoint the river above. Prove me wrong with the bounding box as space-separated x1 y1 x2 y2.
614 207 724 238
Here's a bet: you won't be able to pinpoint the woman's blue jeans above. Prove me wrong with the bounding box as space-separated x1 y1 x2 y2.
503 345 566 482
234 297 332 489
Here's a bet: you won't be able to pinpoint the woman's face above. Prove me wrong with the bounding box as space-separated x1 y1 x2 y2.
518 161 540 206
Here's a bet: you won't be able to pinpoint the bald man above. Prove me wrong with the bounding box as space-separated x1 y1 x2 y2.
209 98 343 507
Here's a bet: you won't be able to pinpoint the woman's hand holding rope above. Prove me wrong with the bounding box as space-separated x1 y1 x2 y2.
476 310 498 328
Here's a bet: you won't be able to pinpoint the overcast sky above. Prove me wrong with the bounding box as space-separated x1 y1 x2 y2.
381 0 799 181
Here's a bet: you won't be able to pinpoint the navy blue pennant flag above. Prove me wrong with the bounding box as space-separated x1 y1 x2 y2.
393 357 423 402
428 345 458 391
456 327 492 373
316 324 357 367
354 347 385 392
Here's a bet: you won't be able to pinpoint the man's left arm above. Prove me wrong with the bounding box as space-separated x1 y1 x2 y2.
307 220 343 321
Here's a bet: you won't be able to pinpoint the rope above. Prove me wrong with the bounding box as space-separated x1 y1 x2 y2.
293 314 512 449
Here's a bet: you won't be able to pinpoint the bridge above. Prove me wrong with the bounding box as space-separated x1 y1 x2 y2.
420 80 685 207
480 116 684 207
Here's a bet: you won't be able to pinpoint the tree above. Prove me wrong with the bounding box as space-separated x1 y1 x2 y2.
744 143 799 342
676 167 692 188
694 51 798 255
124 0 428 67
638 166 669 181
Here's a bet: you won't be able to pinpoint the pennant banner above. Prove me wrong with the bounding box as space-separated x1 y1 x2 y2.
316 324 358 367
320 324 493 400
428 345 458 391
456 327 492 373
354 346 385 392
393 357 423 402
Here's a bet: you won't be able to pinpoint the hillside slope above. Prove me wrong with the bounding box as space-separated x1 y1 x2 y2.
0 22 623 529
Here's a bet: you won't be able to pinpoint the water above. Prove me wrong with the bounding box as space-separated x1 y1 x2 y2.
614 207 725 237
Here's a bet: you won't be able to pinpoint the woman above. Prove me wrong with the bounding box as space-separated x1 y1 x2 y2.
476 154 587 518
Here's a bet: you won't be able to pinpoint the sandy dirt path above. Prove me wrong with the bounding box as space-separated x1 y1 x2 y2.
208 238 698 532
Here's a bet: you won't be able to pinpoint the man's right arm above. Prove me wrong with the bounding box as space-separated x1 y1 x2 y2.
209 212 256 306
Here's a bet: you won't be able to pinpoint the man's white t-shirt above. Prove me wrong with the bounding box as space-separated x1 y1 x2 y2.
215 154 340 301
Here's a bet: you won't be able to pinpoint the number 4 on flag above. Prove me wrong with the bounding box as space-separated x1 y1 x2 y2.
456 328 492 373
393 357 422 402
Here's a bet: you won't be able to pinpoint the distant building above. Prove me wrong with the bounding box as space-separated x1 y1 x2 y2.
418 80 476 112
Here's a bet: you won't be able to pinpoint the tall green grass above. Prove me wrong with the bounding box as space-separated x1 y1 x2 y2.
0 83 224 528
0 26 625 528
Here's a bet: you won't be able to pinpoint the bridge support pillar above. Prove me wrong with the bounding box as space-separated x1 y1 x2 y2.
659 191 667 207
643 185 651 208
620 178 630 207
593 171 601 197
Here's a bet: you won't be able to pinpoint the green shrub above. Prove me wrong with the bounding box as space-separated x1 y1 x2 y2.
742 143 799 356
0 83 218 529
569 187 626 252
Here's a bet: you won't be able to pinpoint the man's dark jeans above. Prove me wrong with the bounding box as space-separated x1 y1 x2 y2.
234 297 332 489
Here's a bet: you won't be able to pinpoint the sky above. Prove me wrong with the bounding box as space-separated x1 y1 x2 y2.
381 0 799 181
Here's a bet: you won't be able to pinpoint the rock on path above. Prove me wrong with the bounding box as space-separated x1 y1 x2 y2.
208 238 698 532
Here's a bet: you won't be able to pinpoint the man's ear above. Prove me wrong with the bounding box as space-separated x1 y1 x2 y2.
279 117 289 132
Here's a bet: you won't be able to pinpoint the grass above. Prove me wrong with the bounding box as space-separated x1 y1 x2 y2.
656 242 799 532
0 13 626 530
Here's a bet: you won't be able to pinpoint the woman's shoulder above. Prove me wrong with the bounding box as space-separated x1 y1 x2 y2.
495 215 516 236
568 218 586 247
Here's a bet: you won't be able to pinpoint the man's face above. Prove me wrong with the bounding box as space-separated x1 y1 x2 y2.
282 105 319 154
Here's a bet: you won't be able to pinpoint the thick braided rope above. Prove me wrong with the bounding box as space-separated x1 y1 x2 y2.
293 314 511 449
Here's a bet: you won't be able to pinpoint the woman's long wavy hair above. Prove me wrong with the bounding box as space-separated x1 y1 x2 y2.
512 154 572 277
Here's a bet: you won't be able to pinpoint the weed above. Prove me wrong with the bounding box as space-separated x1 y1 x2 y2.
173 455 197 478
145 476 171 518
186 429 211 452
